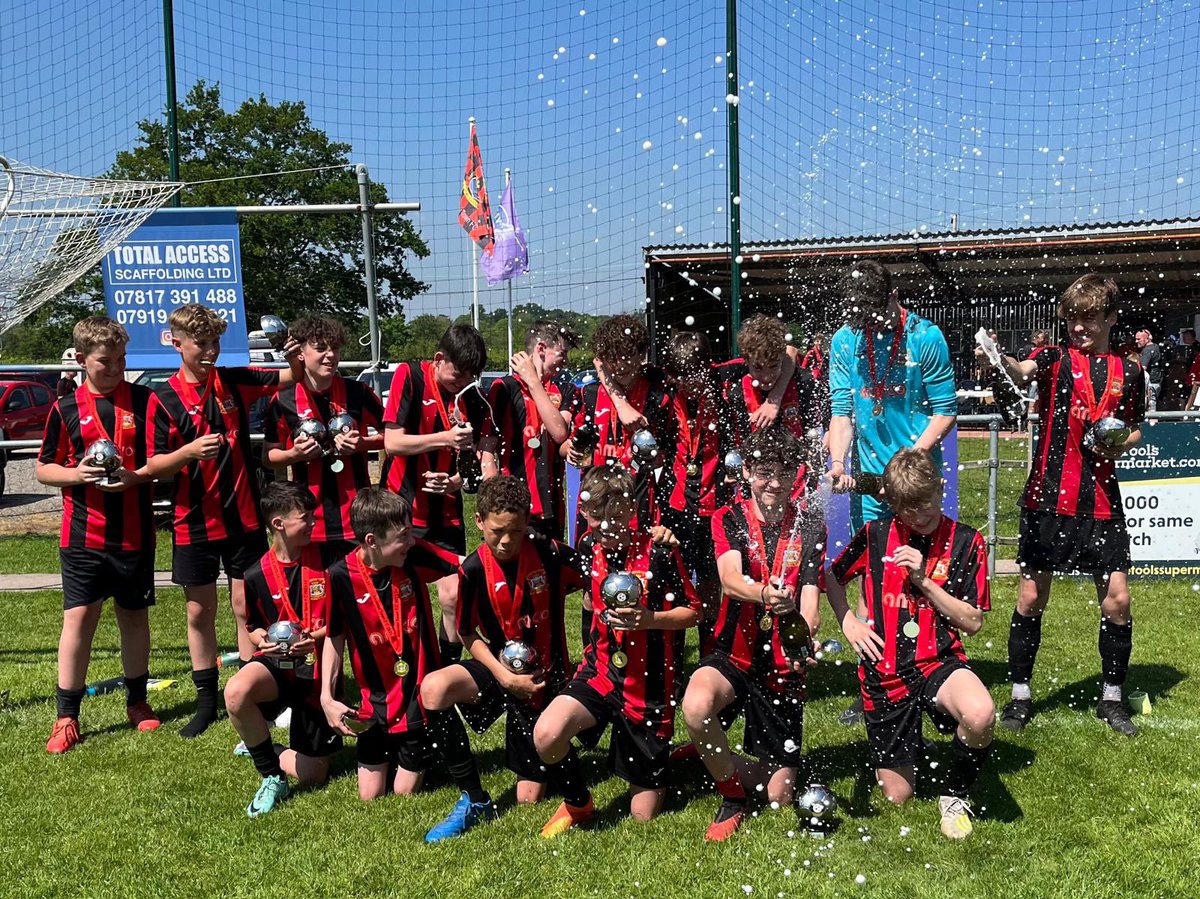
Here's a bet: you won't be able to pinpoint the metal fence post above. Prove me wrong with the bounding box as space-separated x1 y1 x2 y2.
356 164 382 370
987 414 1000 576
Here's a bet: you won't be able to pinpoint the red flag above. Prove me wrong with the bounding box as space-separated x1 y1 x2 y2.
459 122 494 254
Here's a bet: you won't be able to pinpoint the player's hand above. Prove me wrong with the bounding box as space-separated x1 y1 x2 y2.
842 613 885 663
501 669 546 701
510 351 539 387
789 638 822 673
825 464 856 494
293 433 323 461
444 423 475 452
649 524 679 546
608 606 651 631
75 460 107 486
333 429 362 455
1088 442 1130 461
973 345 995 370
186 433 224 461
422 470 453 494
566 442 590 467
761 583 796 615
282 337 303 363
289 635 316 658
889 546 926 585
323 699 358 737
93 467 138 493
749 399 780 428
257 640 289 660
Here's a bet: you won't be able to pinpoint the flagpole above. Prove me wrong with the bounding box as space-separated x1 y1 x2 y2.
469 116 480 330
504 168 514 362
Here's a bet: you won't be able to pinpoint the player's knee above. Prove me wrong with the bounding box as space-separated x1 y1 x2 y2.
533 718 562 760
681 685 716 729
878 777 913 805
960 699 997 738
295 757 331 786
223 676 250 713
358 781 385 802
1102 588 1131 619
419 674 450 711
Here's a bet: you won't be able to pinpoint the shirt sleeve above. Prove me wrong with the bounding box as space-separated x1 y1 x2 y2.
1121 360 1147 427
711 505 743 558
801 522 827 590
408 538 460 583
830 522 871 585
948 529 990 612
482 379 508 444
221 366 281 406
916 325 958 416
455 559 481 639
146 392 180 458
358 382 386 433
38 404 68 466
243 568 270 632
383 363 415 427
552 539 587 592
828 327 856 418
264 397 292 448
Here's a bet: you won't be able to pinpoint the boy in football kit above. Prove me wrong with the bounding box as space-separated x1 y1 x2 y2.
224 481 339 817
977 274 1145 737
319 487 496 842
827 448 995 840
264 316 385 565
479 320 579 538
683 427 824 842
420 475 592 818
533 463 700 832
146 304 304 738
381 324 489 662
38 317 160 753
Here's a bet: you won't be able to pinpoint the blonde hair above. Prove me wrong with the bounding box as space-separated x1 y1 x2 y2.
72 316 129 356
882 447 942 511
169 304 227 341
579 461 636 522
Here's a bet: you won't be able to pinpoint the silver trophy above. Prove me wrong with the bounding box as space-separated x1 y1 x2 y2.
260 315 289 350
295 418 333 456
723 449 744 479
328 412 356 436
499 640 539 674
821 638 844 655
1084 416 1131 450
83 439 122 485
796 783 838 831
631 429 658 465
266 620 302 649
601 571 643 613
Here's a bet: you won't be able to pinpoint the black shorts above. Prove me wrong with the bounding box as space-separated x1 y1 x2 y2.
662 509 718 583
703 654 805 766
317 539 358 568
60 547 155 612
458 658 553 783
1017 509 1131 575
172 531 268 587
413 521 466 556
561 678 671 790
355 725 434 772
862 660 965 770
246 658 343 758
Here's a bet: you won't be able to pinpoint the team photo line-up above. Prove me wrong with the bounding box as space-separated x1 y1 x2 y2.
39 258 1147 844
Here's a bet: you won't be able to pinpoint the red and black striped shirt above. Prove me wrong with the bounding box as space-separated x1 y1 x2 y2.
327 541 459 734
1023 345 1145 519
710 500 825 689
830 516 989 706
721 360 825 452
665 388 721 519
457 533 585 706
39 382 155 552
265 377 385 543
573 531 698 738
146 366 279 545
482 374 576 527
570 367 676 528
244 545 331 681
380 361 489 531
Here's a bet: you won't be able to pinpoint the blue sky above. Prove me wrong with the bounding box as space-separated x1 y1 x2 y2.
4 0 1198 319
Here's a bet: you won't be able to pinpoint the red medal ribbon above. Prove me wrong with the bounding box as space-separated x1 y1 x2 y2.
261 545 324 630
294 374 348 424
881 516 956 673
866 307 908 405
1068 348 1124 424
519 380 544 447
479 541 549 640
421 360 457 430
348 550 408 665
595 374 651 464
77 381 135 467
171 369 238 437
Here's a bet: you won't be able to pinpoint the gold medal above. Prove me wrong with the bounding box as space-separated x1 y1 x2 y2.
873 401 884 416
305 652 316 667
686 462 699 478
902 620 920 639
612 650 628 669
760 613 774 630
393 658 410 677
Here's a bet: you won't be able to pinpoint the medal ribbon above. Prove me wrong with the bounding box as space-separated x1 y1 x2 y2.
262 545 324 630
294 374 348 425
349 550 407 666
866 307 908 406
595 375 651 464
519 380 544 447
742 498 808 674
172 369 239 437
881 516 955 673
420 361 456 430
1068 348 1124 424
77 381 133 467
479 540 548 640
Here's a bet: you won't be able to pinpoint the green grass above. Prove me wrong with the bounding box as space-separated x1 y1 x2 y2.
956 432 1030 560
0 575 1194 899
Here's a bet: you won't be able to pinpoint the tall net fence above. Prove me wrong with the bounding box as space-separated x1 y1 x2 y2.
3 0 1199 329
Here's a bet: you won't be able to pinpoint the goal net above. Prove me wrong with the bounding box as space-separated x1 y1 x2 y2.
0 155 181 333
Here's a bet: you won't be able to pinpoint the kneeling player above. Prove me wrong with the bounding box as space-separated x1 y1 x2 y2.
533 463 699 833
827 448 994 840
420 476 592 819
224 482 339 817
683 427 823 842
319 487 495 842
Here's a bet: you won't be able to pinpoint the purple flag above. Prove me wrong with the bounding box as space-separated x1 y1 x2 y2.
481 182 529 285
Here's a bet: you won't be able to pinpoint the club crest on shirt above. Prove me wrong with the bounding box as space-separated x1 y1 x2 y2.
783 548 802 568
549 392 563 407
120 412 136 430
309 581 326 598
219 398 236 413
931 558 950 581
398 581 415 599
784 406 799 420
530 573 548 592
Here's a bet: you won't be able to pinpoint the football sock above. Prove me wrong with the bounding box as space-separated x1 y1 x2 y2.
547 749 590 807
715 773 746 802
428 709 488 804
944 735 991 799
248 737 284 778
581 607 594 649
438 639 464 665
56 686 85 720
180 667 220 738
1098 617 1133 688
1007 609 1043 685
1011 682 1032 701
124 672 149 706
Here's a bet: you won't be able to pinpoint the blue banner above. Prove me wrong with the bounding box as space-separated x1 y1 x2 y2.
101 207 249 368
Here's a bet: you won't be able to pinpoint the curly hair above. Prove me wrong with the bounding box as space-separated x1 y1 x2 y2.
741 425 801 472
169 304 227 341
736 315 787 367
289 315 347 349
578 461 636 522
476 474 532 519
591 314 648 364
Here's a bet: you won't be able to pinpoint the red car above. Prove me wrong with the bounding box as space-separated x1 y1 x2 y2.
0 380 57 497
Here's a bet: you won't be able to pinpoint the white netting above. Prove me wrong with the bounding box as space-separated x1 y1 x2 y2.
0 156 181 333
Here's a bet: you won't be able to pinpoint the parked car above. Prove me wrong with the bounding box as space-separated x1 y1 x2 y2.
0 379 58 497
